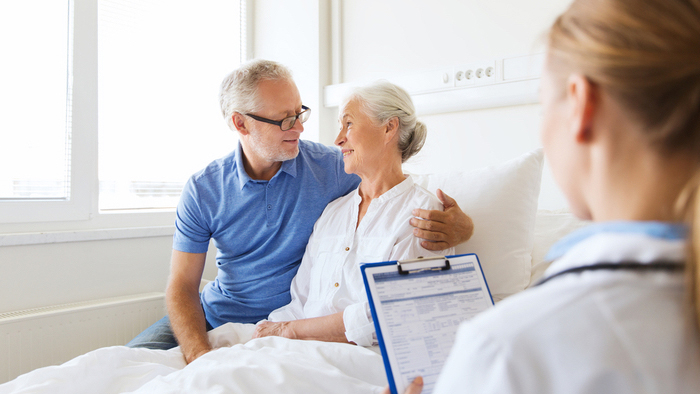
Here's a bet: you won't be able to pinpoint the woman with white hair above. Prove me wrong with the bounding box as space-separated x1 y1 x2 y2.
253 81 454 346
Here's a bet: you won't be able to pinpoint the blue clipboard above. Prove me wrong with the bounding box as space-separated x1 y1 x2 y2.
361 253 494 394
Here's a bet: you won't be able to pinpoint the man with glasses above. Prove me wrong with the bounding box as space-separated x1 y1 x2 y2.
127 59 474 364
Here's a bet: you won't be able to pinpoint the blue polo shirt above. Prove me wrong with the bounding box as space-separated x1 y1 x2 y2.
173 140 360 328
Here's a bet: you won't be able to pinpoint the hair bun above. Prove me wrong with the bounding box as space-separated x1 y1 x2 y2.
402 120 427 162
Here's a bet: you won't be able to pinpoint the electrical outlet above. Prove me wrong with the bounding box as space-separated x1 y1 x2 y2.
454 64 477 87
465 69 474 81
475 61 497 85
454 61 496 87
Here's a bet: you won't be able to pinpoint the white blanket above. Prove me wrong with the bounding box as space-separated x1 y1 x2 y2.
0 323 387 394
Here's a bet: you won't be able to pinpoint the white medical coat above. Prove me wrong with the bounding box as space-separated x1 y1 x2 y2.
435 221 700 394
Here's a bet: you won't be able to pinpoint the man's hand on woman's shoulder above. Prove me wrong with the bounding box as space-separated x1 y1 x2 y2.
410 189 474 251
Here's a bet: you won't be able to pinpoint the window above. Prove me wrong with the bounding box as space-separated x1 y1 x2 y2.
98 0 242 210
0 0 72 201
0 0 246 224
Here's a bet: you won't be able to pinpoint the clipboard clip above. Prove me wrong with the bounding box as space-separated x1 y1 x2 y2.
397 256 451 275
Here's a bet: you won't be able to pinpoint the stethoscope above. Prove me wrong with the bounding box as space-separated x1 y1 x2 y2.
535 260 684 287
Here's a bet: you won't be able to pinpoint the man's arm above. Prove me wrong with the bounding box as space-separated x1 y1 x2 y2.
166 250 211 364
410 189 474 251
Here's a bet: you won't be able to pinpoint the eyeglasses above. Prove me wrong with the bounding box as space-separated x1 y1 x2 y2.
245 105 311 131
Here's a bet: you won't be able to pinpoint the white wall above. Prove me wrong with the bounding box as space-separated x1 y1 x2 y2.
0 237 170 313
340 0 568 81
252 0 332 144
327 0 573 210
0 0 573 318
0 233 220 314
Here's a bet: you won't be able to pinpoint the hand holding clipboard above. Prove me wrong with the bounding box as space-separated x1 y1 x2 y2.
362 254 494 394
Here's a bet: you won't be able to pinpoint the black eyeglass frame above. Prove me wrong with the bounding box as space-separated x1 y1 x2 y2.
245 105 311 131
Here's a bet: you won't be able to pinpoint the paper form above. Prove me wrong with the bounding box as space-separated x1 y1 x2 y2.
363 255 493 394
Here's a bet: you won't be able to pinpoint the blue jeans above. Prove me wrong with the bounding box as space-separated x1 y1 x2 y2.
126 315 214 350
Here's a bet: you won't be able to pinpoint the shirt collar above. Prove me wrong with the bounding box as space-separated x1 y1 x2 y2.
234 142 252 190
234 142 299 190
545 221 687 262
279 153 298 178
352 175 414 204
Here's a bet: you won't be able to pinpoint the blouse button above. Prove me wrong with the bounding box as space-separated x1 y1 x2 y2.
344 247 350 251
334 282 339 287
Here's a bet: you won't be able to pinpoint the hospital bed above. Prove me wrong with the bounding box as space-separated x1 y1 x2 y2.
0 148 586 394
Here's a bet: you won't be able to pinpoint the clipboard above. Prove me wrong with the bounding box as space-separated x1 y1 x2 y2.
361 254 494 394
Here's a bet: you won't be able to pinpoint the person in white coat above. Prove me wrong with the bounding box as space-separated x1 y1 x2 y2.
392 0 700 392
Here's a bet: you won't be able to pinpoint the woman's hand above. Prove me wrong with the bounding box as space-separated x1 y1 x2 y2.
252 313 350 343
381 376 424 394
411 189 474 251
252 321 298 339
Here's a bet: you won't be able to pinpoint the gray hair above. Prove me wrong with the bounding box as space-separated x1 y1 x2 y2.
341 81 427 163
219 59 293 131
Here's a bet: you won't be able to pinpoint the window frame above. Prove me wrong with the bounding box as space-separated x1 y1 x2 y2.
0 0 250 230
0 0 92 224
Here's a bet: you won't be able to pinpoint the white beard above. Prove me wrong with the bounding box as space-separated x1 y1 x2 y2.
247 129 299 163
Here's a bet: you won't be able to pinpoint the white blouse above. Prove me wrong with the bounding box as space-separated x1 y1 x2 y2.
268 175 454 346
434 221 700 394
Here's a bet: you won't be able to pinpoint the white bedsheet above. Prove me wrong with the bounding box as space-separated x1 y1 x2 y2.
0 323 387 394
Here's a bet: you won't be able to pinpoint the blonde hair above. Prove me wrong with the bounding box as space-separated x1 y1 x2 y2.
341 81 427 163
548 0 700 328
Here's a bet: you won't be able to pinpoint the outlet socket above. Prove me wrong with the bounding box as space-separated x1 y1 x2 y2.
475 61 496 85
454 64 477 87
454 61 496 87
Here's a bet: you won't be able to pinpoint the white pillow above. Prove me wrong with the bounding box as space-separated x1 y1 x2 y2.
411 149 544 301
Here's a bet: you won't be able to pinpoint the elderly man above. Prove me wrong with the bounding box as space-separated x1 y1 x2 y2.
127 60 473 363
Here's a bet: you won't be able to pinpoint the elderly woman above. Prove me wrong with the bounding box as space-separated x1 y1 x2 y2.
254 81 454 346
